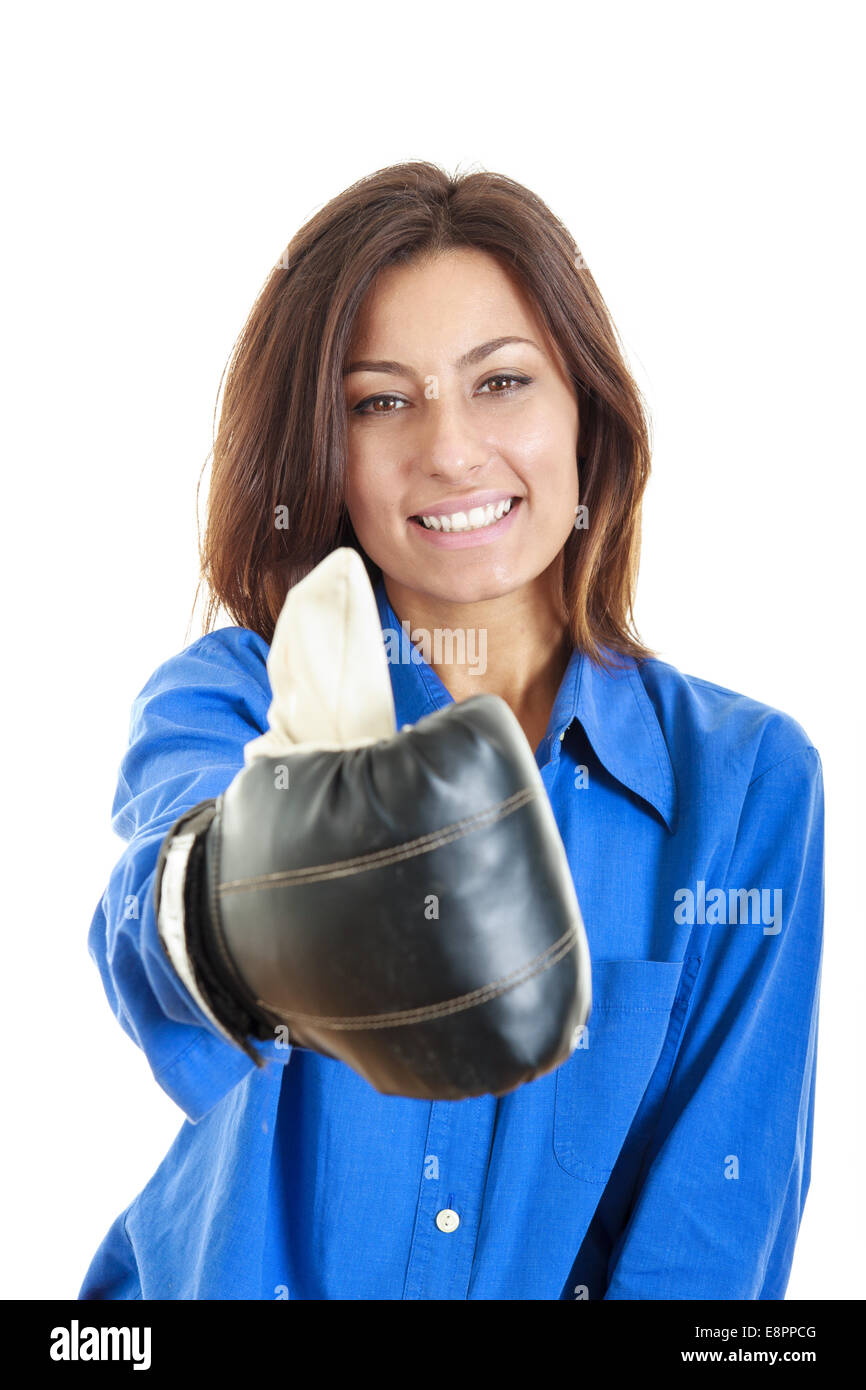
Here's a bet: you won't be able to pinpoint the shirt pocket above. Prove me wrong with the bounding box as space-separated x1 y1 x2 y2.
553 958 689 1183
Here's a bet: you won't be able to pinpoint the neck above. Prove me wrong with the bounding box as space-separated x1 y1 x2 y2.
382 559 572 744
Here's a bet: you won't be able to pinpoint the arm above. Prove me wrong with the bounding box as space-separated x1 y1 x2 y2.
87 627 291 1124
148 548 592 1101
604 742 824 1299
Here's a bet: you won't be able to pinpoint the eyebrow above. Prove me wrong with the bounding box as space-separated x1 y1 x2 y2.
342 335 541 378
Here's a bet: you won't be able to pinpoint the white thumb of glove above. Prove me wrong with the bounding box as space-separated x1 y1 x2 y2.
243 547 398 763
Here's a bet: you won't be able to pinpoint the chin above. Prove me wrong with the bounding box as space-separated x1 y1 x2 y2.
412 568 527 607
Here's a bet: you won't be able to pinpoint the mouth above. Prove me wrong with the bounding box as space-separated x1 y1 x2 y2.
409 497 520 533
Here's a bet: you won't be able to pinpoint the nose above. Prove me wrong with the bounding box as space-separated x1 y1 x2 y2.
416 395 492 483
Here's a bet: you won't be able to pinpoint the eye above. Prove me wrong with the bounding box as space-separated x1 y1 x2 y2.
477 372 533 397
351 393 408 416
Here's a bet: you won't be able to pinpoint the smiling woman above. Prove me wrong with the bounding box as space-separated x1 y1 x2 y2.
342 251 580 626
80 160 824 1304
195 162 653 678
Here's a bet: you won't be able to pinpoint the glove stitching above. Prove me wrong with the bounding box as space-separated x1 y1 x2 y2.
253 921 580 1029
217 785 538 892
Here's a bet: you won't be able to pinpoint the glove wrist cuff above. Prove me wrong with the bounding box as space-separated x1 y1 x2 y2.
155 801 277 1065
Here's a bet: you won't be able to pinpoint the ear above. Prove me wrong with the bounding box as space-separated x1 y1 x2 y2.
244 547 397 763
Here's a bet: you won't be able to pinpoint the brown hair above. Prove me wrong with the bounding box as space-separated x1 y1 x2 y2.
193 160 655 669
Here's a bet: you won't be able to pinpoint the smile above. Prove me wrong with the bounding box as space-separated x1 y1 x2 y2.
414 498 515 532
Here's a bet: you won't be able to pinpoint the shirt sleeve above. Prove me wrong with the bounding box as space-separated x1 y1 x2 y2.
87 627 293 1124
603 740 824 1299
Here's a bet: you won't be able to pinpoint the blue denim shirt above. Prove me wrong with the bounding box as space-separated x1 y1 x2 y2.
79 576 824 1300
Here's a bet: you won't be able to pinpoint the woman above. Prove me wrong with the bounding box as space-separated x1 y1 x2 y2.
80 160 824 1300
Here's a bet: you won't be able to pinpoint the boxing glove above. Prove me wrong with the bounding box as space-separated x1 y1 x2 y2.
155 548 591 1101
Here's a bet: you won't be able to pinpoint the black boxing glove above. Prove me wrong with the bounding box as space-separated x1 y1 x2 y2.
155 548 591 1101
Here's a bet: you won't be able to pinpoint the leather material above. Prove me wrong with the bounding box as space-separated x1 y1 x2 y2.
201 692 591 1100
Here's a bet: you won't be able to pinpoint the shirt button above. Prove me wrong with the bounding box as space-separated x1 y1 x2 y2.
435 1208 460 1233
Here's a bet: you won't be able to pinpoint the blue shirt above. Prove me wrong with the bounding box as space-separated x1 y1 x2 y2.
79 577 824 1300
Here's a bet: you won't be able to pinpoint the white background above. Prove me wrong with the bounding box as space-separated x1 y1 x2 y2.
2 0 862 1300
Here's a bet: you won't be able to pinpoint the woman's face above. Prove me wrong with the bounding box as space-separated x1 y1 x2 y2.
343 247 580 607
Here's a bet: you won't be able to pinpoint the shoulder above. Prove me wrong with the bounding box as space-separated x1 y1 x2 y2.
136 625 270 697
633 653 819 785
113 627 272 838
127 626 272 737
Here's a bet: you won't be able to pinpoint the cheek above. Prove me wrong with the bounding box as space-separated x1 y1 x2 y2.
517 445 579 547
345 461 399 539
504 407 577 483
518 441 579 508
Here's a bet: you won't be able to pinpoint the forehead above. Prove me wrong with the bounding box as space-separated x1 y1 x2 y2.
349 247 551 355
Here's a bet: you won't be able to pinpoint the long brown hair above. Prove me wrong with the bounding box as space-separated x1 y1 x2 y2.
194 160 655 669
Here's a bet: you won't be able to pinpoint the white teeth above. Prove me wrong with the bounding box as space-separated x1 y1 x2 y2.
418 498 514 532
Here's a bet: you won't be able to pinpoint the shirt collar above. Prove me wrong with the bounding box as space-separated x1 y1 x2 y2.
374 575 677 834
